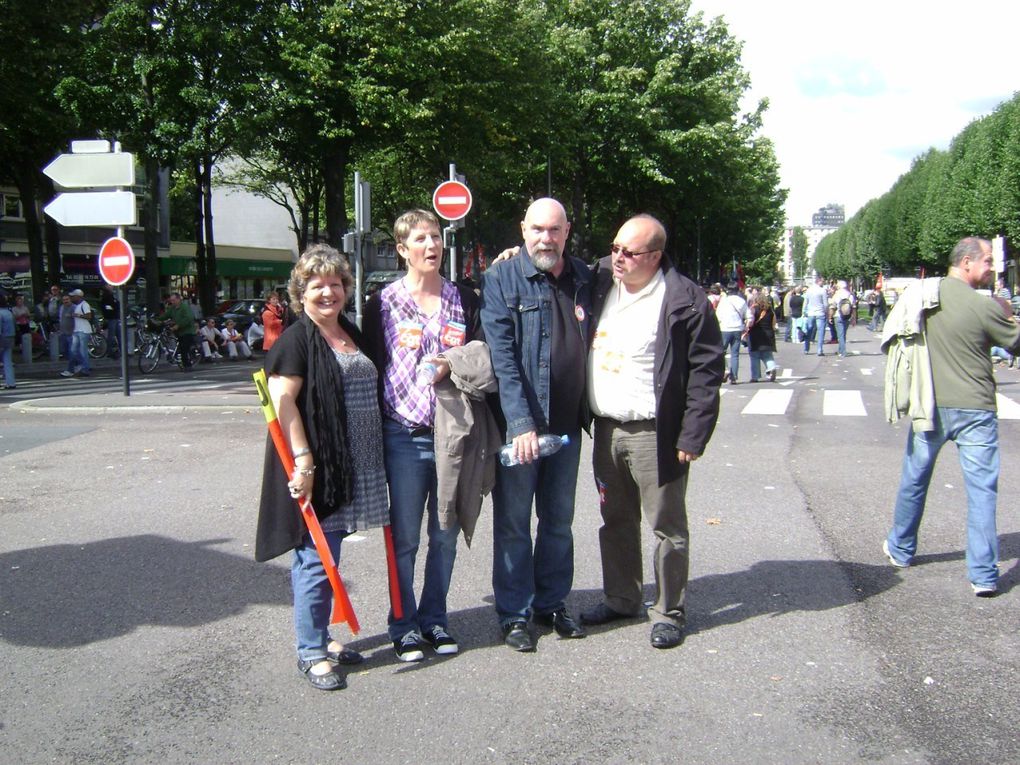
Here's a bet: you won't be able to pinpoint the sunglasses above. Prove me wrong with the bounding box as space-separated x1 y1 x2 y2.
610 244 658 259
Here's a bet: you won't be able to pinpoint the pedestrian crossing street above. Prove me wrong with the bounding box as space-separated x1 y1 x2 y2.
722 368 1020 420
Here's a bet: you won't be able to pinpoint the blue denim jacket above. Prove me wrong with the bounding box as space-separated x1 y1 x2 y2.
480 249 592 439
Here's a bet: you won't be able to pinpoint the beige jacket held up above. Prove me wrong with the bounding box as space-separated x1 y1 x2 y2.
434 340 501 547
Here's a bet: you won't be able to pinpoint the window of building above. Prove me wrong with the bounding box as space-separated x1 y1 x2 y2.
3 194 22 220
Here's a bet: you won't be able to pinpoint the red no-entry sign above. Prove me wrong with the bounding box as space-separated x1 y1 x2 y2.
98 236 136 286
432 180 473 221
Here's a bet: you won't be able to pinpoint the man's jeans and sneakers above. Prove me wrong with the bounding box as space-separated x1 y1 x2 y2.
882 407 1000 597
493 433 587 652
383 420 460 662
60 331 92 377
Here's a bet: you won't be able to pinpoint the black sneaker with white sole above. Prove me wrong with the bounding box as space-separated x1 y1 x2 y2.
422 625 459 655
393 631 426 662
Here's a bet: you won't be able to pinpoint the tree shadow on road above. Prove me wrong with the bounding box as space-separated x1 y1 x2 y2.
0 535 292 648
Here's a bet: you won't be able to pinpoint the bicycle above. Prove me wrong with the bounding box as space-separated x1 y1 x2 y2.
87 318 108 359
136 326 201 373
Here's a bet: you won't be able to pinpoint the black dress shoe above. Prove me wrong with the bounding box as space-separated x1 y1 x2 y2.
580 602 634 626
501 620 534 652
534 608 586 638
650 622 683 649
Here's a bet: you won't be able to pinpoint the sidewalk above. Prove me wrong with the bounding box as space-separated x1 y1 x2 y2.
5 355 261 414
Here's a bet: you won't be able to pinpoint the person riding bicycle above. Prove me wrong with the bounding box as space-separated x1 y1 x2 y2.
153 292 198 371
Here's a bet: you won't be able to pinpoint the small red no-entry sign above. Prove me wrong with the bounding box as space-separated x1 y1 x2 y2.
98 236 136 286
432 180 472 221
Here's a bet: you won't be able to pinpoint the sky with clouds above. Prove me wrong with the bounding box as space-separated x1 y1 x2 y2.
690 1 1020 227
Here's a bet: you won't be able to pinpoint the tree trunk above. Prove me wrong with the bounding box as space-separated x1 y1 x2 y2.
193 159 207 304
322 138 349 249
201 152 217 315
143 155 162 310
14 162 47 295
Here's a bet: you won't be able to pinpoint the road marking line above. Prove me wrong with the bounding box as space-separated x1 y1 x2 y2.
823 389 867 416
996 393 1020 420
861 368 874 376
741 389 793 415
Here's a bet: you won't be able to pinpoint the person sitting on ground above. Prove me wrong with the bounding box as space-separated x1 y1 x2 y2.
199 317 225 360
247 317 265 352
221 319 253 360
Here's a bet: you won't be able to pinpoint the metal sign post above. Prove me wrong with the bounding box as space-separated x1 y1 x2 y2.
351 172 371 329
432 165 471 282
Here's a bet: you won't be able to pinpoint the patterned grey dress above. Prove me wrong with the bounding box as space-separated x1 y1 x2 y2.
319 348 389 533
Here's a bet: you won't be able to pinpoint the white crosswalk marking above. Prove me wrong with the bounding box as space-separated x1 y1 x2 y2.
996 393 1020 420
741 389 794 415
822 389 867 416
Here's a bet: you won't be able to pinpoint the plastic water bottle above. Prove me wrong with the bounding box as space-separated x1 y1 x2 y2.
416 359 438 386
499 434 570 466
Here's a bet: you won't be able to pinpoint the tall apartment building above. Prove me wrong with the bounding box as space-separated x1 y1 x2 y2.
811 203 845 227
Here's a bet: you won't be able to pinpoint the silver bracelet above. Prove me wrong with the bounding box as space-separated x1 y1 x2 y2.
292 447 311 459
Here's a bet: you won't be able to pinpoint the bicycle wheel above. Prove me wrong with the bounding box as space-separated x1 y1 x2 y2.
88 334 109 359
138 341 160 373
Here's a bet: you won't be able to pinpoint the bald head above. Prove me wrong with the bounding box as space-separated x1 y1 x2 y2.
521 197 570 273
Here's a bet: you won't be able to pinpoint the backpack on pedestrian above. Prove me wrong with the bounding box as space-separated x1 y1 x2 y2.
838 298 853 319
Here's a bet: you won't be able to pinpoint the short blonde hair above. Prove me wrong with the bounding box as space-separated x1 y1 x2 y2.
287 244 354 312
394 209 441 248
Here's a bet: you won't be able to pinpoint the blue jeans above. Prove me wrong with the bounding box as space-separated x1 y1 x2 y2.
886 407 999 588
383 420 459 640
803 316 826 355
748 350 775 380
0 337 14 387
835 317 850 356
69 331 91 373
721 331 742 379
492 430 582 625
292 529 346 661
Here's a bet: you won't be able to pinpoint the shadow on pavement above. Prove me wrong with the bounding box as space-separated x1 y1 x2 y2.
0 535 291 648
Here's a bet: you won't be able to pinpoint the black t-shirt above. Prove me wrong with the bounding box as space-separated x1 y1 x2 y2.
545 258 586 435
789 293 804 318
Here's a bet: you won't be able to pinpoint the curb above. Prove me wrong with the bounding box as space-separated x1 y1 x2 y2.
9 399 260 415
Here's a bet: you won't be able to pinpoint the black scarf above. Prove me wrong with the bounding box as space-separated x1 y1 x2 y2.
301 313 354 509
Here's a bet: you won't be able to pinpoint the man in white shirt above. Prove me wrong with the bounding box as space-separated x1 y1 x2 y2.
220 319 252 359
830 279 855 357
715 283 750 383
199 318 224 360
580 215 723 650
802 276 830 356
66 289 92 377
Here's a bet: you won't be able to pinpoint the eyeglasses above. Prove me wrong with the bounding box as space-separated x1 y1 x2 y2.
610 244 659 259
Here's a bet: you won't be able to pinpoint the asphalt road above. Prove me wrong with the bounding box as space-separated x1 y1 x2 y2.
2 326 1019 764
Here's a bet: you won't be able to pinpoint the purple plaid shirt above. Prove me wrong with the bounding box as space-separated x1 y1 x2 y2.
379 278 466 429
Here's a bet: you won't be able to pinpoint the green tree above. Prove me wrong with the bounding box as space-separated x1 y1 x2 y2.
790 226 808 281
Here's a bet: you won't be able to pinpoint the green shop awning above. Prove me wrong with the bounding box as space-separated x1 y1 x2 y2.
160 256 294 279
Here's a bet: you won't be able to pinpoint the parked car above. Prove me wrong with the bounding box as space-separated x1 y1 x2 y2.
363 270 403 300
211 299 266 333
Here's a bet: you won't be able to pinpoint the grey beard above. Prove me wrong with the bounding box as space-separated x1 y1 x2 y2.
530 250 560 272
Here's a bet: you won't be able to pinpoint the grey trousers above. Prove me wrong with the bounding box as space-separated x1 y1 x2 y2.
592 417 689 628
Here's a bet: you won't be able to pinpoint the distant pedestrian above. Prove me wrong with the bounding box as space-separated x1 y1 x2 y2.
221 319 253 360
715 282 751 384
100 287 121 359
154 292 197 371
868 288 887 332
0 295 16 389
802 276 828 356
262 290 285 351
786 286 804 342
747 292 778 382
64 289 92 377
881 237 1020 597
831 280 855 357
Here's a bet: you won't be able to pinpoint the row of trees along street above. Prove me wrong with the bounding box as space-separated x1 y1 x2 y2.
813 92 1020 283
0 0 787 312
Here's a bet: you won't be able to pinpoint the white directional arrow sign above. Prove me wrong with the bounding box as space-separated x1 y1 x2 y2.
43 152 135 189
44 190 137 227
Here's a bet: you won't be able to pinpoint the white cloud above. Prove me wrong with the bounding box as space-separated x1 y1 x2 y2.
692 0 1020 225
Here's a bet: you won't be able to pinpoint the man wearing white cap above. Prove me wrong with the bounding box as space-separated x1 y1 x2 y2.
60 289 93 377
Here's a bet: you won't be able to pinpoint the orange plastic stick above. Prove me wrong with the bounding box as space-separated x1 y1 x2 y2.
254 370 359 634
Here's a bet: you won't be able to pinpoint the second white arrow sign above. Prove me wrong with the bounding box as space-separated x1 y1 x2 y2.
44 190 137 227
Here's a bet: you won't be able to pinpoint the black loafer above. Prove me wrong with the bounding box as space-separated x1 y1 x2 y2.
580 603 634 626
534 608 586 638
501 620 535 652
650 623 683 649
297 658 347 690
326 647 364 665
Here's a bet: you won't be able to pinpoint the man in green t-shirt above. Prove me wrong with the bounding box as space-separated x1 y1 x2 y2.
884 237 1020 597
155 292 197 371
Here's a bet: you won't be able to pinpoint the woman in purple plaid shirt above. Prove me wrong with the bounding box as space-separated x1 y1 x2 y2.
363 209 482 662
